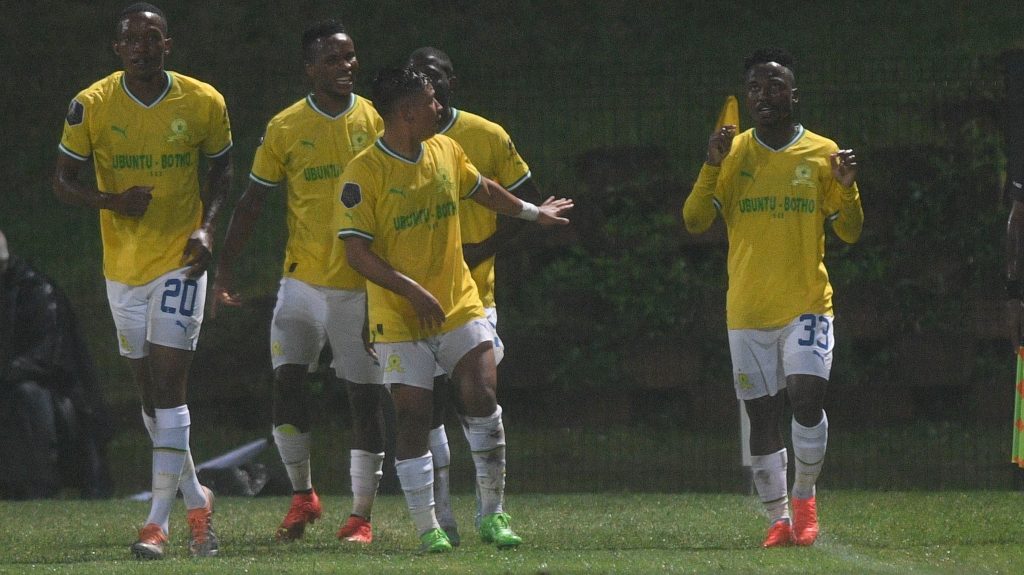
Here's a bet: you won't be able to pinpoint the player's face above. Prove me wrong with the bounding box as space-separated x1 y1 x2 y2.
744 62 798 129
112 12 171 81
411 56 453 110
307 34 359 100
407 83 444 142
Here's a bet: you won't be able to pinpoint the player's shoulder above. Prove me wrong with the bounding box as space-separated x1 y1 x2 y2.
426 133 468 158
71 71 122 106
168 71 226 102
796 127 840 152
267 96 314 126
450 108 509 137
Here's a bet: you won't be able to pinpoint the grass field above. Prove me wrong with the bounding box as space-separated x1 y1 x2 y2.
1 492 1020 574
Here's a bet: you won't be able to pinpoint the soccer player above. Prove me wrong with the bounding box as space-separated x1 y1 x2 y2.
338 66 572 552
682 48 862 548
211 20 385 544
53 2 231 559
408 46 541 544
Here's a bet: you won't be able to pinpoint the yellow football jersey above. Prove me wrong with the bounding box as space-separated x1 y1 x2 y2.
59 71 232 286
251 94 382 289
683 126 863 329
337 135 485 342
440 108 531 307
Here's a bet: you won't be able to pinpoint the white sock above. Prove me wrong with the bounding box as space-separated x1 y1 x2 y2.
350 449 384 519
273 424 312 492
751 448 790 524
791 411 828 500
428 425 456 527
146 406 190 532
395 453 438 535
462 406 506 518
142 408 207 510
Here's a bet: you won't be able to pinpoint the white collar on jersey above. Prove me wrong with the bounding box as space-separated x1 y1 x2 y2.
121 71 172 109
753 124 805 152
306 93 356 120
437 108 459 134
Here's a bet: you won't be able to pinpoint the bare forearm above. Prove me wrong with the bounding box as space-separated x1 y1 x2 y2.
345 239 420 299
200 155 233 231
471 177 527 217
53 159 113 210
217 182 266 271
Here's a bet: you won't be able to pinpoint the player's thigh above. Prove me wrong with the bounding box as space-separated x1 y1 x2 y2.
727 327 786 400
483 307 505 366
376 340 437 390
270 278 328 369
106 279 150 359
324 288 381 385
146 268 206 353
106 267 206 358
781 314 835 380
437 318 496 381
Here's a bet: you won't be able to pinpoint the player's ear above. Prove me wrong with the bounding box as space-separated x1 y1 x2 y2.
448 74 458 92
163 37 173 56
791 87 799 105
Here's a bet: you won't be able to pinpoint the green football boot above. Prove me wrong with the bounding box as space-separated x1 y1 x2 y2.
479 512 522 549
417 528 453 554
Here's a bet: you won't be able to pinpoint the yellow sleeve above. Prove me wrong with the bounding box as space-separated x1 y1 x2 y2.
250 121 285 185
58 96 92 160
455 143 483 198
683 163 721 234
337 159 378 241
827 181 863 244
201 90 232 158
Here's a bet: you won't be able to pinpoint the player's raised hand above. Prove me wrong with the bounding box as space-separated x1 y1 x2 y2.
536 196 573 226
406 283 446 331
830 149 858 188
111 185 153 217
706 125 737 167
181 228 213 280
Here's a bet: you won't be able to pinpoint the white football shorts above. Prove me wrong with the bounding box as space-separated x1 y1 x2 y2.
269 277 380 384
727 313 835 400
376 317 496 389
106 267 206 359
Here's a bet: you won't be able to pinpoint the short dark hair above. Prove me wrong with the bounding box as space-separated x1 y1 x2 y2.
118 3 167 34
743 47 796 75
302 20 347 64
372 66 431 118
409 46 454 75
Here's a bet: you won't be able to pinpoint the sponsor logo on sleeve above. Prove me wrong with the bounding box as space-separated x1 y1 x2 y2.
340 182 362 208
66 99 84 126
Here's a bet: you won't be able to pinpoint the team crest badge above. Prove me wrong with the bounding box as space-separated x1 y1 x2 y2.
791 163 814 187
341 182 362 208
66 99 84 126
167 118 191 143
351 130 370 151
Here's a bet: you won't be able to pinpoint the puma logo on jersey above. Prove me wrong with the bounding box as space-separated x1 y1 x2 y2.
739 169 755 180
112 125 127 138
300 139 315 148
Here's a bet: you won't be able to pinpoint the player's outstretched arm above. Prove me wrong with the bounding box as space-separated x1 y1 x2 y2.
53 154 153 217
828 149 863 244
344 236 446 331
463 178 544 269
183 152 233 280
210 179 272 318
471 177 572 226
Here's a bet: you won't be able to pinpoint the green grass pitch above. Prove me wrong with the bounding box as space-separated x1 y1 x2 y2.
0 491 1020 574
